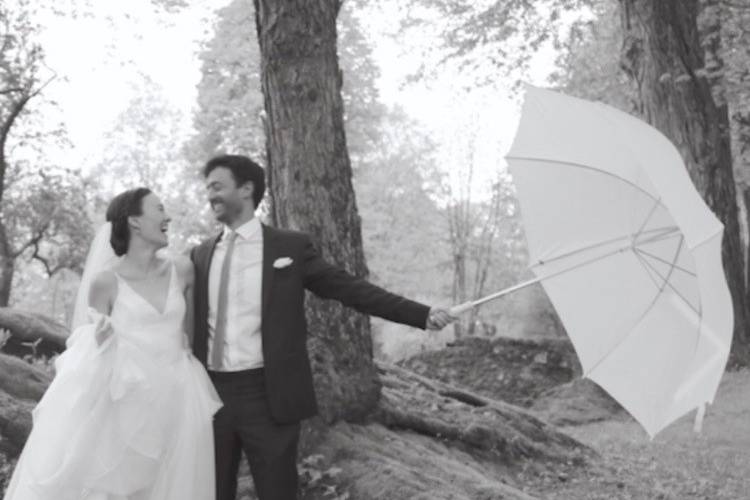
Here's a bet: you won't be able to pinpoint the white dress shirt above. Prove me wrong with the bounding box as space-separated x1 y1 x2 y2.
207 218 264 371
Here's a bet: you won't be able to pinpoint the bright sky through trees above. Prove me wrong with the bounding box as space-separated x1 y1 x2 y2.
29 0 568 197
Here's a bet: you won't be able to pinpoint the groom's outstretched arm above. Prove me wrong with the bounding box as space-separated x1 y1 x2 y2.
300 235 454 330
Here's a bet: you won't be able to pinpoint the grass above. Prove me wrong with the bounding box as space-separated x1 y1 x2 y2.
524 369 750 499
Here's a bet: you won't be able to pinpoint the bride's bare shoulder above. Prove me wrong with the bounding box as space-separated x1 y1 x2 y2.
92 269 117 288
90 269 118 300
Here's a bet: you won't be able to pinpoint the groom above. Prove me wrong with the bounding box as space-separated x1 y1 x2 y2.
190 154 454 500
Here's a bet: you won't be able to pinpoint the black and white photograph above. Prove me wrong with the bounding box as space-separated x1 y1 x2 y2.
0 0 749 498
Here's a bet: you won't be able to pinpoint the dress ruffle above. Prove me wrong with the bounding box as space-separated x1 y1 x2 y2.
4 322 221 500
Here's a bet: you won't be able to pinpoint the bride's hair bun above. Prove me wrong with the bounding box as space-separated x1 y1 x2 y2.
106 188 152 256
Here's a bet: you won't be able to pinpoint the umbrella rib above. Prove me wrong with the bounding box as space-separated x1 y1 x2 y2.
463 242 639 311
635 241 700 315
505 155 660 203
586 236 698 378
634 227 682 246
584 265 665 378
634 247 696 277
530 225 679 268
635 251 663 291
632 197 663 243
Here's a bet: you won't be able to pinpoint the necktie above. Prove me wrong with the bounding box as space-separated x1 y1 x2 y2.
212 231 237 369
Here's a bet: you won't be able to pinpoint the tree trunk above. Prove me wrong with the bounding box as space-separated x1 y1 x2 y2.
745 187 750 295
253 0 379 422
0 256 12 308
451 246 468 338
619 0 750 366
0 225 13 307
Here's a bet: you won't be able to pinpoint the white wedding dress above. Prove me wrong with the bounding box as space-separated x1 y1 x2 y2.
4 265 222 500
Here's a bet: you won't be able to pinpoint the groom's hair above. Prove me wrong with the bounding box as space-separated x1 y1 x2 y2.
203 155 265 208
106 187 152 256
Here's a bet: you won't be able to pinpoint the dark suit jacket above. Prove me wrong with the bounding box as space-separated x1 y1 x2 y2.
190 224 430 424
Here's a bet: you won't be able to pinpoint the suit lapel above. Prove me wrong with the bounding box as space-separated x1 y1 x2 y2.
261 224 277 317
195 233 221 363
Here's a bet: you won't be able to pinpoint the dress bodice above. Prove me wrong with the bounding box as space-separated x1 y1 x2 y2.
110 264 186 356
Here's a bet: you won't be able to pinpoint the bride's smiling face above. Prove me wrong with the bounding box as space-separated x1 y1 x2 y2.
130 193 171 249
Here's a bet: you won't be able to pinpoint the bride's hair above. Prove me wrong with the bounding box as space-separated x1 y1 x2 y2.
106 187 152 256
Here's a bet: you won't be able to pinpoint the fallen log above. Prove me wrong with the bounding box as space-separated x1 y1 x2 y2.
374 362 592 465
0 308 67 357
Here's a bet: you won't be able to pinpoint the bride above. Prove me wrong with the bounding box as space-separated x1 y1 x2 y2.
4 188 222 500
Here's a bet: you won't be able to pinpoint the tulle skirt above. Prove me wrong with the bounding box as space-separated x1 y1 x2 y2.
3 325 222 500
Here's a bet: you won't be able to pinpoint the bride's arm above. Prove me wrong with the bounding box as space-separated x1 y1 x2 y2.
88 270 116 344
175 256 196 348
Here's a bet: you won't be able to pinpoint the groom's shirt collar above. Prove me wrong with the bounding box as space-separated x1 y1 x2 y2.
222 217 261 242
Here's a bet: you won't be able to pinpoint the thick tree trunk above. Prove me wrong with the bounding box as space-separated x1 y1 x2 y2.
619 0 750 366
253 0 379 422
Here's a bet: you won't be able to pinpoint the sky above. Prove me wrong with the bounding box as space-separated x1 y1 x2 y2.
32 0 219 171
27 0 566 196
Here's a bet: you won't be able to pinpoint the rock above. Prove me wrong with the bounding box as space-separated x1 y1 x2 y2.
0 390 36 456
0 354 52 457
294 363 593 500
531 378 623 426
0 354 52 401
311 421 541 500
400 336 580 407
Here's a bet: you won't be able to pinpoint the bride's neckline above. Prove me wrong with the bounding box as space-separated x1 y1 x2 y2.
114 263 174 316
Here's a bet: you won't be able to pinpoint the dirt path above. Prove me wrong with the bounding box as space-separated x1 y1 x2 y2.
524 370 750 499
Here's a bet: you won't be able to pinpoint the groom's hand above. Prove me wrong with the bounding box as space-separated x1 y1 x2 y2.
426 307 456 330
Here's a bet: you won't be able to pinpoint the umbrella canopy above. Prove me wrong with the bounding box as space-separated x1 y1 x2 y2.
505 86 733 437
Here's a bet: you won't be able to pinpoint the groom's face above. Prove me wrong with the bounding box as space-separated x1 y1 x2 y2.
206 166 248 224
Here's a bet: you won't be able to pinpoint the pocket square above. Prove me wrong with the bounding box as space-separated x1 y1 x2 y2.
273 257 293 269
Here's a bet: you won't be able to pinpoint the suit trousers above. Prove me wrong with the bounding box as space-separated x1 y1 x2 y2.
209 368 301 500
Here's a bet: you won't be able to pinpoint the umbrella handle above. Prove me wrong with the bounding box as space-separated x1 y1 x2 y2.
448 276 546 316
449 302 475 316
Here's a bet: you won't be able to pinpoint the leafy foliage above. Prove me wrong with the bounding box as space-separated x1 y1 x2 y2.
0 0 90 305
188 0 265 166
3 167 92 275
550 0 638 112
386 0 595 89
90 74 214 252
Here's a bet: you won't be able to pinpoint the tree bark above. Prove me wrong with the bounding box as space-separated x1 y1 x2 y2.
619 0 750 366
0 225 13 307
253 0 379 422
745 187 750 294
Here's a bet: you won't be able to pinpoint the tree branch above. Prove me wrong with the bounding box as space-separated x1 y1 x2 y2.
0 73 56 201
0 87 25 95
11 220 49 259
29 243 65 277
720 0 750 9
